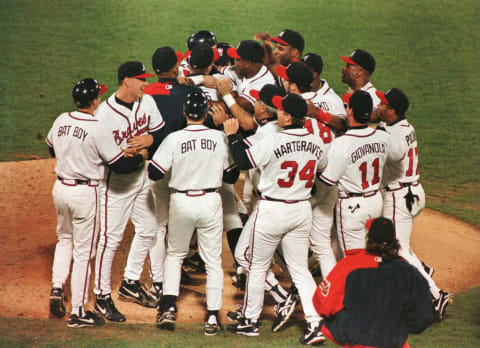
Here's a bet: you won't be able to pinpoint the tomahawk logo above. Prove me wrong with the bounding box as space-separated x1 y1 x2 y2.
320 279 331 297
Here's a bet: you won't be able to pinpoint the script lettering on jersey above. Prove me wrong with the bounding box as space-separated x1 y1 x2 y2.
273 140 323 160
405 130 417 146
351 143 386 163
58 125 88 141
112 113 149 145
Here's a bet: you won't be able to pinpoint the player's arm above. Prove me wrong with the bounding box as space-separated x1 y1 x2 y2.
109 149 148 174
307 102 347 134
147 134 174 181
404 268 436 333
45 127 56 158
223 164 240 184
223 118 255 170
217 77 257 132
254 31 279 76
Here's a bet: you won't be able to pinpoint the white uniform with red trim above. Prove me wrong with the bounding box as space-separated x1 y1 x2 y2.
319 126 402 254
302 81 346 277
380 119 440 298
234 65 276 107
240 127 327 324
220 65 240 94
93 93 164 295
46 111 105 314
149 124 235 311
361 81 381 108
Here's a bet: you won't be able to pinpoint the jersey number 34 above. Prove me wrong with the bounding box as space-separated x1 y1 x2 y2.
278 160 316 188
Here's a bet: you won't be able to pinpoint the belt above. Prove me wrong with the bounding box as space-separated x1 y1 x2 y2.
171 188 219 196
339 190 378 199
385 181 419 192
57 176 99 186
262 196 307 204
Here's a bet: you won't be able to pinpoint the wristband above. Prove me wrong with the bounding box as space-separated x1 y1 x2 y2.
189 75 204 85
316 108 332 124
223 94 236 108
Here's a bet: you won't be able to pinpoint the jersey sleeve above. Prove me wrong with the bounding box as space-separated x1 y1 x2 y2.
145 94 165 132
149 133 174 175
243 134 274 168
95 121 125 165
386 132 404 162
328 94 347 118
318 139 347 185
46 123 55 148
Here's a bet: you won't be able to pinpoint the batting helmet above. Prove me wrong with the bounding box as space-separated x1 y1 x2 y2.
184 91 209 120
187 30 217 50
215 42 235 66
72 78 107 108
349 90 373 123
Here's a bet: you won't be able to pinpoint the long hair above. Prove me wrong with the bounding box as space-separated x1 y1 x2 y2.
365 238 401 261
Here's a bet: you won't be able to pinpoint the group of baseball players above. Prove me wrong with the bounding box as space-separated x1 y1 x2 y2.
46 28 451 346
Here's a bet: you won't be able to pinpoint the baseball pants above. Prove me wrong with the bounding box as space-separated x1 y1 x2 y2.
51 180 100 313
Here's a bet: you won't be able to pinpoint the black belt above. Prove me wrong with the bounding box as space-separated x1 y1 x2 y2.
262 196 307 204
340 190 378 198
57 176 91 185
385 182 419 192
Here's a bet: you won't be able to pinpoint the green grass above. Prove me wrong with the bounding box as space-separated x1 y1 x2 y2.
1 0 479 224
0 287 479 347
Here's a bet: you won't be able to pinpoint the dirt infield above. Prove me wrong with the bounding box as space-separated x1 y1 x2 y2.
1 159 479 324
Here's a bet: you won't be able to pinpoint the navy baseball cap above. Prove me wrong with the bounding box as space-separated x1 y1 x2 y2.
227 40 264 63
276 62 313 89
272 29 304 52
347 90 373 123
272 94 307 119
376 88 410 116
118 61 155 83
367 217 396 245
341 49 376 73
189 44 219 69
249 84 286 107
152 47 184 74
302 53 323 75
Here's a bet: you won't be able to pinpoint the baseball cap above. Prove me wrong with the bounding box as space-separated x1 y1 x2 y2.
226 40 264 63
302 53 323 75
348 90 373 123
276 62 313 89
118 61 155 83
189 44 220 69
272 94 308 119
375 88 409 116
272 29 304 52
152 47 184 74
215 42 235 66
340 49 376 73
249 84 286 108
366 217 395 245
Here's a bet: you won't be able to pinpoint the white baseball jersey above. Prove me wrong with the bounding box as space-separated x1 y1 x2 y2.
361 81 381 107
178 58 190 77
150 124 235 190
220 65 240 93
245 128 327 200
320 126 402 194
46 111 105 180
235 65 276 107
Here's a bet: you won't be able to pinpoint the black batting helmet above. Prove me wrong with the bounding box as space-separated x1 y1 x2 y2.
187 30 217 50
72 78 107 108
215 42 235 66
184 91 209 119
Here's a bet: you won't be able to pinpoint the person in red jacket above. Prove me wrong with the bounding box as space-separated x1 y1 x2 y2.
312 217 436 348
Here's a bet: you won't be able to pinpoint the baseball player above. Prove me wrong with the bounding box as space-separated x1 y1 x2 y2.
143 46 203 301
376 88 451 320
313 217 436 347
93 61 165 322
149 91 239 336
179 30 218 77
302 53 323 92
340 49 381 108
318 91 403 254
224 94 328 345
215 40 275 132
276 62 346 278
214 42 235 69
47 78 108 328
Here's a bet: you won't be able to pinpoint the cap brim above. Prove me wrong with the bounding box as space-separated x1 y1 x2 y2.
342 93 352 104
99 84 107 95
226 47 241 59
375 90 389 105
176 51 185 63
340 56 358 66
275 65 289 80
249 89 260 100
272 37 289 46
134 72 155 79
272 95 284 110
213 48 220 62
184 50 191 58
365 218 374 231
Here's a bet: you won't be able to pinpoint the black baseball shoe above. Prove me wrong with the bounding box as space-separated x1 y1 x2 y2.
118 279 157 308
95 294 126 322
157 306 177 331
149 282 163 305
232 273 246 291
421 261 435 278
433 290 452 321
227 317 260 337
49 287 67 318
181 266 194 285
67 310 105 328
272 292 298 332
227 304 245 322
299 321 325 345
205 313 222 336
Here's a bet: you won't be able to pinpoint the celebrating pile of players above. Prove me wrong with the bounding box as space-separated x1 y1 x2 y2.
46 29 452 346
